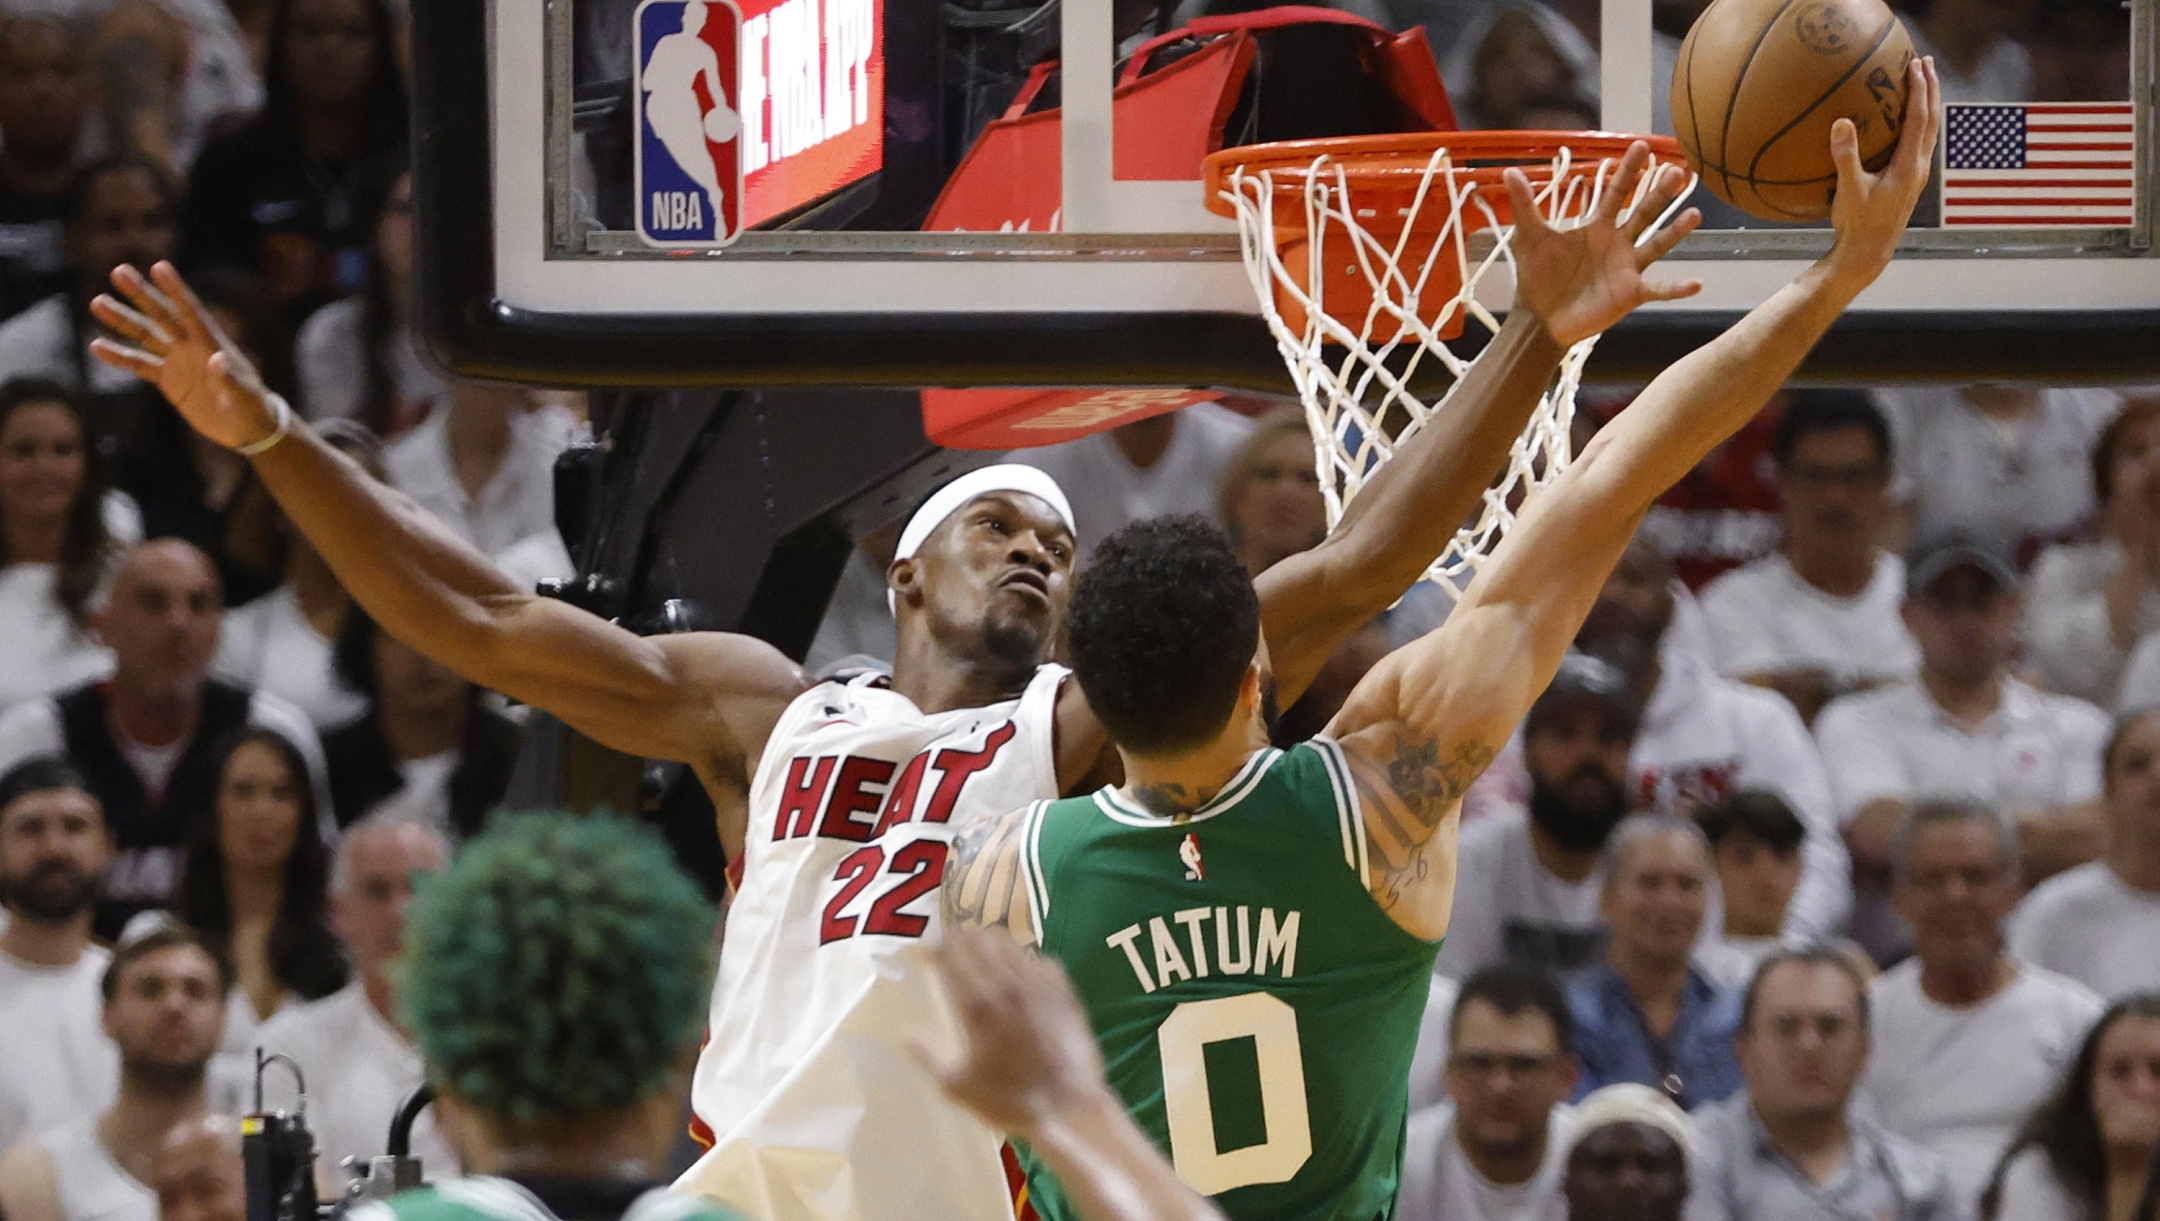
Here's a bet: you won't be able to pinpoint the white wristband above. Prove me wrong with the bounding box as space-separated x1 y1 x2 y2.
233 395 292 457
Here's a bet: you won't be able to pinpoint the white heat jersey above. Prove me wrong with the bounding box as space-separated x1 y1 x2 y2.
678 663 1069 1221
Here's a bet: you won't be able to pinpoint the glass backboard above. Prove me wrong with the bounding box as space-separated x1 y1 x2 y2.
412 0 2159 389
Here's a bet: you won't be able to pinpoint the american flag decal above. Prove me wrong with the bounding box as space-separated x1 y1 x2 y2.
1941 102 2137 227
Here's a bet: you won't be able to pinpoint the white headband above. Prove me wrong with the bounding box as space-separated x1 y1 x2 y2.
1560 1083 1701 1166
888 464 1076 614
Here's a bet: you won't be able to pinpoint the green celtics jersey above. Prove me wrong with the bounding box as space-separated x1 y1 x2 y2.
349 1177 749 1221
1016 740 1441 1221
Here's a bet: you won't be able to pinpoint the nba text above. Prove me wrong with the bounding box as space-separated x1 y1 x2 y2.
739 0 876 173
651 191 708 232
1107 907 1302 994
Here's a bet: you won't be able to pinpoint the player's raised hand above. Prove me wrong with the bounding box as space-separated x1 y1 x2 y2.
1504 139 1704 349
1824 56 1942 288
917 929 1227 1221
913 928 1108 1140
88 261 286 451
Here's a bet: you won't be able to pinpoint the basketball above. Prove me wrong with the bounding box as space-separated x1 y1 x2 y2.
1670 0 1916 220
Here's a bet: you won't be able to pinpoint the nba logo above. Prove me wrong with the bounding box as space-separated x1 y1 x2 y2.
634 0 745 246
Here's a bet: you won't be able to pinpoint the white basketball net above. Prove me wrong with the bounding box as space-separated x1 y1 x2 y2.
1220 143 1695 597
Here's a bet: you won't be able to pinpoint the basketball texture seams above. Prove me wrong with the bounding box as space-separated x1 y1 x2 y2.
1672 0 1914 219
1708 0 1806 209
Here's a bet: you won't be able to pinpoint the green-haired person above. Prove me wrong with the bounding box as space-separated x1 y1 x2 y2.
349 813 738 1221
359 812 1219 1221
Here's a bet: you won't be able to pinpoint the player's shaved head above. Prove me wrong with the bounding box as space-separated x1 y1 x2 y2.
1069 516 1266 755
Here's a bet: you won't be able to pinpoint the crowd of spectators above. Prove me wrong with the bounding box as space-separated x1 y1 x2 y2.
0 0 585 1209
807 372 2160 1220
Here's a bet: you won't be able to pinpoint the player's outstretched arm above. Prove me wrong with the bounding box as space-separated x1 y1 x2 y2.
1324 60 1943 942
89 263 805 803
1253 141 1702 706
919 930 1226 1221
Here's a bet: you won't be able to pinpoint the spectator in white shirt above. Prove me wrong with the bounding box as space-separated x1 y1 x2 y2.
1818 535 2111 961
1693 791 1806 989
0 920 228 1221
211 422 379 731
1699 392 1917 726
1013 403 1256 556
293 172 441 438
2025 396 2160 708
0 758 118 1157
1877 387 2117 563
1578 533 1852 945
0 378 132 711
1398 965 1580 1221
0 157 177 399
0 540 330 937
380 379 576 564
1862 801 2104 1213
1436 654 1638 980
1980 994 2160 1221
2010 708 2160 998
253 813 456 1193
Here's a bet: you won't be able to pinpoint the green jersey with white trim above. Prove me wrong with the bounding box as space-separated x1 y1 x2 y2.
1015 740 1440 1221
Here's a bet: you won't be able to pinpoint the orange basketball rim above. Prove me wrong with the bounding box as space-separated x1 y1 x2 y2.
1203 131 1688 341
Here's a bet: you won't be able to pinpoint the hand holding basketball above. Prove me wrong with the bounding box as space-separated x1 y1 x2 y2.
87 262 284 452
1504 141 1705 349
1823 56 1941 289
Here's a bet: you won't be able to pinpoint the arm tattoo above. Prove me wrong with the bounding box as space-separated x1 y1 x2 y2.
1381 733 1494 826
943 806 1033 936
1129 780 1221 820
1346 733 1495 913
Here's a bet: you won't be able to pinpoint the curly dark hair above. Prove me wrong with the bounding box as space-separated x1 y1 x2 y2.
1067 515 1261 754
1981 992 2160 1220
175 728 349 1004
0 378 112 629
398 812 716 1125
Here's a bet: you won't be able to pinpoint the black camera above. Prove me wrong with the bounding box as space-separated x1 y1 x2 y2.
243 1050 433 1221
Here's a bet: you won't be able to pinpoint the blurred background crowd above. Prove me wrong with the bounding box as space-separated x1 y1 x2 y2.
0 0 2151 1217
